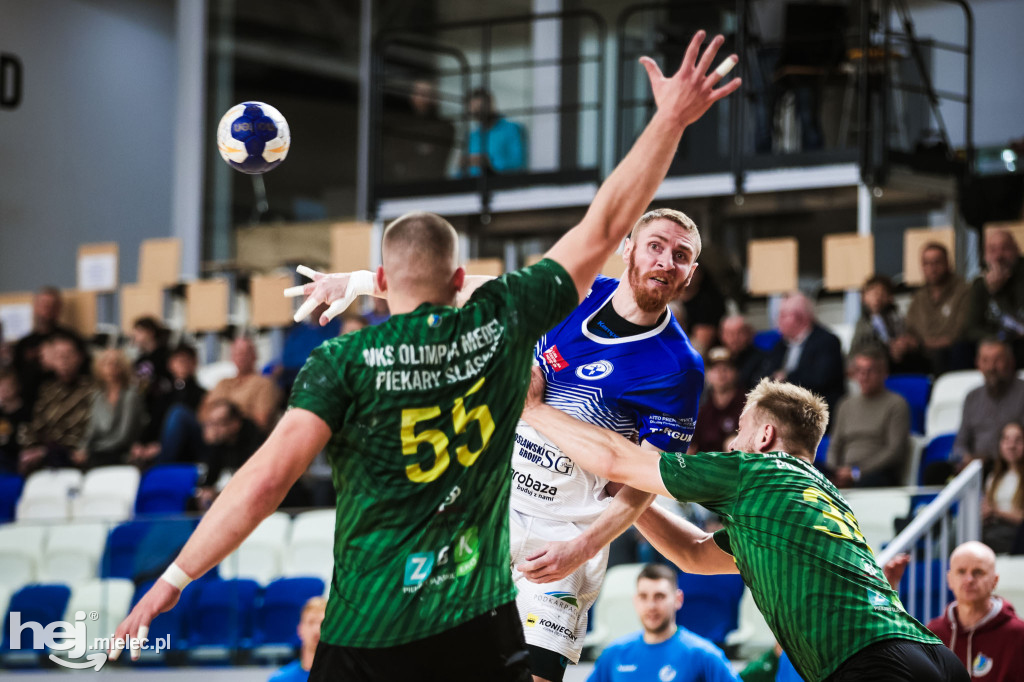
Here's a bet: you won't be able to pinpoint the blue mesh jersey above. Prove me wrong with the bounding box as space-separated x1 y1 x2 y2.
512 275 704 522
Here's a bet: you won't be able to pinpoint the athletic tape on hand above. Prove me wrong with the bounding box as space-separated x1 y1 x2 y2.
714 56 738 79
321 270 375 323
296 265 319 280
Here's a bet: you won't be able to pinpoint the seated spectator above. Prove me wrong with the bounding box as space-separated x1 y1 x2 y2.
73 349 146 469
200 336 282 432
827 349 911 487
927 541 1024 681
905 242 971 375
966 229 1024 367
759 292 846 417
458 88 526 177
268 597 327 682
587 563 739 682
379 78 455 183
678 267 727 356
194 399 264 510
719 315 765 391
0 369 29 474
18 332 93 474
12 286 85 409
690 347 744 454
130 343 206 467
953 339 1024 469
131 316 171 441
850 275 927 374
982 422 1024 554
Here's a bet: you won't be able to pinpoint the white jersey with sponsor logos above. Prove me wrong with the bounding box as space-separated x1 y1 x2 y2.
510 275 704 523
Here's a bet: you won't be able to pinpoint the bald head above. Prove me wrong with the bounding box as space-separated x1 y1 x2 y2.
948 541 998 608
381 212 461 304
985 229 1020 272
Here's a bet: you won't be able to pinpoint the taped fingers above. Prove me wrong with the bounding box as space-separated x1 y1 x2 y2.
296 265 320 280
713 55 739 81
294 296 321 323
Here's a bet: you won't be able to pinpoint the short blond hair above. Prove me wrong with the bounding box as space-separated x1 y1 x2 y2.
629 208 701 259
744 378 829 455
94 348 132 390
302 596 327 618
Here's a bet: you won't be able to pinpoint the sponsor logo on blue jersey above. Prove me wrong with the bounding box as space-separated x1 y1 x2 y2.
575 360 614 380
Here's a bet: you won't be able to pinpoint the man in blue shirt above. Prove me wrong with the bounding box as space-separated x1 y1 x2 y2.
268 597 326 682
459 87 526 176
589 563 739 682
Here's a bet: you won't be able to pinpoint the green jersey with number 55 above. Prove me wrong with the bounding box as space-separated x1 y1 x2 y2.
288 259 578 649
658 450 939 682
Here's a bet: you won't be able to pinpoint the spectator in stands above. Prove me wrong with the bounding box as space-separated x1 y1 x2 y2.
74 349 146 468
130 343 206 467
458 88 526 177
719 315 765 391
760 292 845 416
927 541 1024 681
953 339 1024 469
379 78 455 183
200 336 282 432
905 242 971 375
269 597 327 682
851 275 928 374
966 230 1024 367
982 422 1024 554
12 286 84 409
18 332 93 474
827 349 911 487
587 563 739 682
690 347 744 454
0 369 28 473
131 316 171 443
678 267 727 355
194 399 264 510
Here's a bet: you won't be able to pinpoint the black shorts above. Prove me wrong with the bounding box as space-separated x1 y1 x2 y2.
307 601 531 682
826 638 969 682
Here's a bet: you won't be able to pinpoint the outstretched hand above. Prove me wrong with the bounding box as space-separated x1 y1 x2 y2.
284 265 376 326
639 30 741 130
108 580 180 661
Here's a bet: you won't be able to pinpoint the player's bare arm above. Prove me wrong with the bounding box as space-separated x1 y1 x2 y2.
633 503 738 575
109 408 331 660
521 367 670 497
516 462 656 584
543 31 739 300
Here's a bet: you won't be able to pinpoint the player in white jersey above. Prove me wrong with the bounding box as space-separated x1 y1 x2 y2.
510 206 706 681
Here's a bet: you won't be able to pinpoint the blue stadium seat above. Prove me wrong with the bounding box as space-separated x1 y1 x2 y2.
897 559 951 625
0 474 23 522
753 329 781 352
815 435 830 465
135 464 199 515
885 374 932 435
1 583 72 664
187 578 261 658
101 521 152 580
251 577 324 657
133 518 200 584
132 578 205 656
675 572 745 647
919 434 956 485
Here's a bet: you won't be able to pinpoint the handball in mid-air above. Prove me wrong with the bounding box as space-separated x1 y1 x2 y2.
216 101 290 174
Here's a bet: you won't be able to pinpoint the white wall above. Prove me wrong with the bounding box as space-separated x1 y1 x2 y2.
0 0 177 292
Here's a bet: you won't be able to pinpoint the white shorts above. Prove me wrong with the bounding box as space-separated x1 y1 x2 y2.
509 509 610 663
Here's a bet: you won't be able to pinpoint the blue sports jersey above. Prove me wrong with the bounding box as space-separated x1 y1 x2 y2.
587 627 740 682
512 276 704 522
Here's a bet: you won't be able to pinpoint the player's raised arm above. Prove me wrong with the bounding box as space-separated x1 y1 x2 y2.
521 367 670 496
109 409 331 661
544 31 739 300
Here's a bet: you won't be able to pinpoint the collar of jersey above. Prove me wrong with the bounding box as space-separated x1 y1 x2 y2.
579 290 672 345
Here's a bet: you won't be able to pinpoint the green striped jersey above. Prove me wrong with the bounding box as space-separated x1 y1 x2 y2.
658 450 939 682
288 259 578 648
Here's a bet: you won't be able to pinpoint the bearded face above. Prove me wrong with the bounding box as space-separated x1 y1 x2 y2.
627 246 689 313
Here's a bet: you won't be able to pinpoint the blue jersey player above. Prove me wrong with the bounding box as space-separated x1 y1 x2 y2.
510 208 705 682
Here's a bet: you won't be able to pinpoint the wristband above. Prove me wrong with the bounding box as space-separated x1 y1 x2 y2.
160 562 194 591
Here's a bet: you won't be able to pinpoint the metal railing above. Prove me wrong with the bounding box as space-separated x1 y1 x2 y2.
876 459 982 625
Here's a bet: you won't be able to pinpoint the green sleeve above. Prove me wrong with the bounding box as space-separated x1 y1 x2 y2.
658 450 740 508
468 258 578 344
287 341 353 430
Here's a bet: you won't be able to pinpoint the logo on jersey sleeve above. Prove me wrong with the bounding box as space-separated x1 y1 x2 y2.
542 345 570 372
575 360 613 380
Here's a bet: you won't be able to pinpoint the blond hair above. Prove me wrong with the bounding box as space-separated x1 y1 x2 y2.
744 378 829 455
94 348 132 390
629 208 702 259
302 596 327 618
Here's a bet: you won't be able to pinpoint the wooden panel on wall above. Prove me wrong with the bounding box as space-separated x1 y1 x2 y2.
600 252 626 279
747 238 798 296
186 279 230 332
236 221 334 271
120 284 164 332
139 238 182 287
330 222 375 274
251 274 296 328
464 258 504 277
0 292 34 342
903 227 955 286
823 233 874 291
61 290 97 338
